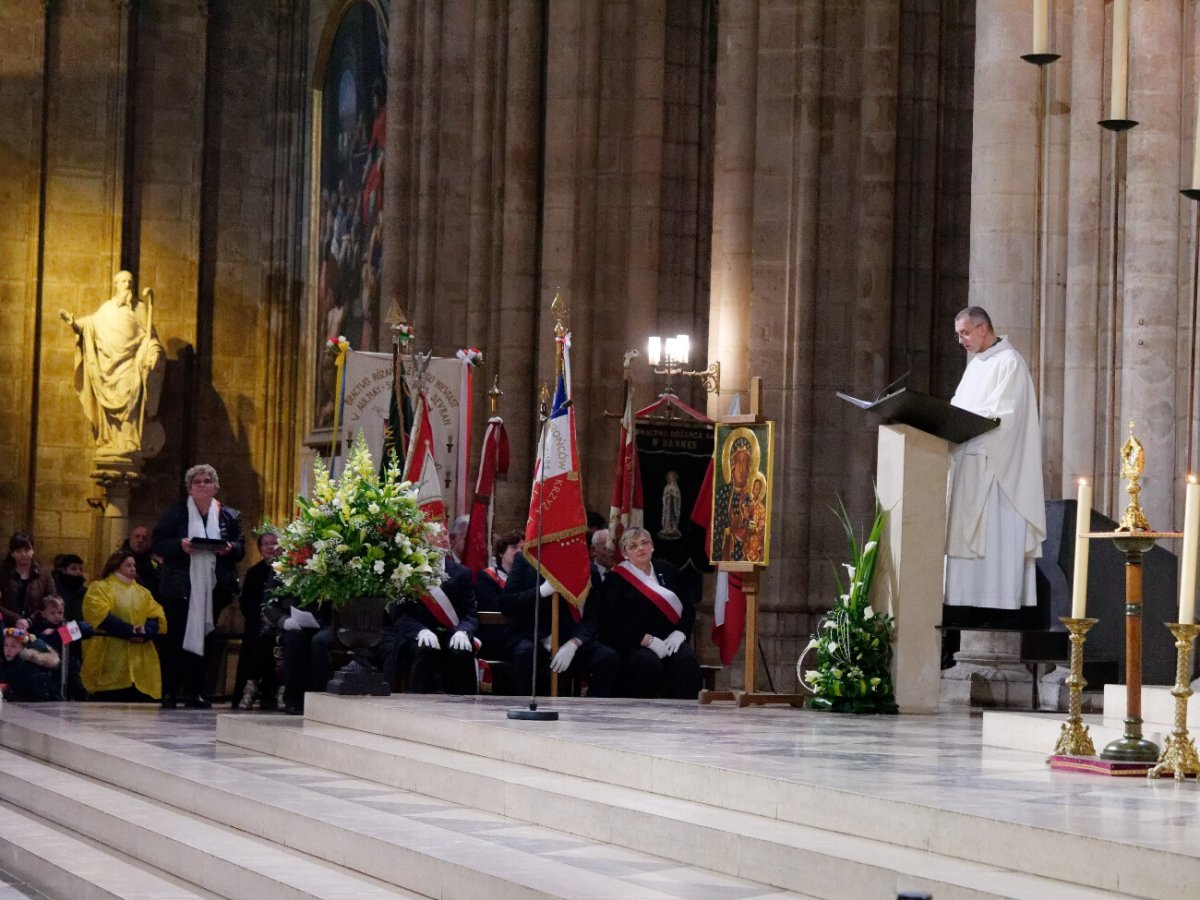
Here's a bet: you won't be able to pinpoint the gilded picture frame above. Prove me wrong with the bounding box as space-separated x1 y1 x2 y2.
709 420 774 566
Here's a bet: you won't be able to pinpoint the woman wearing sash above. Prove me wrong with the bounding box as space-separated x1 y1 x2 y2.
607 527 701 699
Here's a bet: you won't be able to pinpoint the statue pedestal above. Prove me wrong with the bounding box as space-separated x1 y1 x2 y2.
940 630 1034 708
91 455 144 564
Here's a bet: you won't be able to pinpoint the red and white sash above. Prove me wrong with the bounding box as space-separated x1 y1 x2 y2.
417 585 459 629
614 561 682 625
481 567 506 589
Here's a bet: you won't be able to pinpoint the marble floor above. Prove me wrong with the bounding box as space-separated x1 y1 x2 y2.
6 696 1200 897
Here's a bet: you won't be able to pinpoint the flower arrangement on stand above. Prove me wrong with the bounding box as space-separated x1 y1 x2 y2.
273 433 447 608
272 433 447 695
799 496 898 713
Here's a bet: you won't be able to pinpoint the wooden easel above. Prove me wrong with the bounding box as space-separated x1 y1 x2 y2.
698 377 806 708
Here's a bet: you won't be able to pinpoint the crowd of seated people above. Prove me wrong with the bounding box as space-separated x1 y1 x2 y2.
0 502 705 708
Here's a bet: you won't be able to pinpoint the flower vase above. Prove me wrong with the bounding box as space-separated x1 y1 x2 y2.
325 596 391 696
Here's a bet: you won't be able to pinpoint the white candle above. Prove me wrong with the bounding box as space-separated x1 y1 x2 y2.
1110 0 1129 121
1071 479 1092 619
1192 80 1200 188
1179 476 1200 625
1033 0 1049 55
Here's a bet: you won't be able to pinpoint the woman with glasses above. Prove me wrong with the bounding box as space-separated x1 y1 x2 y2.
151 464 245 708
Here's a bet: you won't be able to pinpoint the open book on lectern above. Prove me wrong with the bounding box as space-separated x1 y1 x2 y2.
836 386 999 445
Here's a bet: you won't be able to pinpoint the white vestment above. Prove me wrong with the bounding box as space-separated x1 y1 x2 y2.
944 337 1046 609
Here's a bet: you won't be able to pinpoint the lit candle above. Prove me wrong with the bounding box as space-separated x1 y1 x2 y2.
1033 0 1049 55
1071 478 1092 619
1110 0 1129 121
1179 476 1200 625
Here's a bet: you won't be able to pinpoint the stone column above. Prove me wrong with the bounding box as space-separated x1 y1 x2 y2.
1120 2 1184 525
1059 3 1106 498
968 0 1040 359
707 0 757 416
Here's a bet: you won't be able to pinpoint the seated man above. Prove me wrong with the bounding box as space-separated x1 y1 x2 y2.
500 550 619 698
277 599 333 715
605 526 700 699
474 530 524 663
384 558 479 694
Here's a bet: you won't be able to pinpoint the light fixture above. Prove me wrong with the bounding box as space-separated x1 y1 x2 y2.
646 333 720 395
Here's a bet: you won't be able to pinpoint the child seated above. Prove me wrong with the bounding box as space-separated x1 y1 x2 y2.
31 595 92 700
1 629 61 701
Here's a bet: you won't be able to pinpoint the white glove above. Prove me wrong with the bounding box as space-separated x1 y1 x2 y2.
539 580 556 598
646 636 669 659
449 630 472 652
282 617 301 632
417 628 440 649
663 630 686 655
550 640 578 673
541 635 552 652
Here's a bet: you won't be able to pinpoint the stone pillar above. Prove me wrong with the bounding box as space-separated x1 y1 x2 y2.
708 0 757 416
968 0 1040 359
1059 2 1106 499
1120 3 1183 525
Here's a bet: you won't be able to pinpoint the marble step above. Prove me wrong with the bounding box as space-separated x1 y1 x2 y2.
0 798 211 900
0 746 409 900
296 694 1196 899
0 705 790 900
1102 683 1200 724
980 709 1172 757
218 711 1124 900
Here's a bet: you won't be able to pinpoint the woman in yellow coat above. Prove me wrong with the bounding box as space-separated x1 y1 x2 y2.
81 550 167 700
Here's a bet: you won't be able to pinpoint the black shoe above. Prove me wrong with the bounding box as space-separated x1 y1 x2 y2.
283 704 304 716
160 695 178 709
184 696 212 709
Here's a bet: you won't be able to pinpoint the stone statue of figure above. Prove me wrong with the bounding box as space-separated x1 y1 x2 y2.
657 470 682 540
59 270 165 461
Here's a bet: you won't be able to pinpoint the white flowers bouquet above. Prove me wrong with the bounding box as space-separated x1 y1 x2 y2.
799 496 897 713
272 434 446 608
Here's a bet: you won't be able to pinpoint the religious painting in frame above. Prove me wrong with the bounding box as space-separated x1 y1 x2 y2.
709 420 774 566
310 0 389 433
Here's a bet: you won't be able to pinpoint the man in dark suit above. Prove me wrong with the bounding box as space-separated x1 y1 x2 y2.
384 558 479 694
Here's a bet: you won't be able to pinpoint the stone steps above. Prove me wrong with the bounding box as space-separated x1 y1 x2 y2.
0 704 795 899
0 798 208 900
0 745 409 899
214 695 1135 900
290 694 1196 898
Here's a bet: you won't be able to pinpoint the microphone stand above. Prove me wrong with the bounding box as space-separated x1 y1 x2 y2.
508 389 559 721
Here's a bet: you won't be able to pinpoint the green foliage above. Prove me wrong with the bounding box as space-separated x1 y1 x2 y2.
271 434 447 609
800 495 897 713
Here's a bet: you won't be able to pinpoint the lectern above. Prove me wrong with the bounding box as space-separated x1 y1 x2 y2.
838 389 997 713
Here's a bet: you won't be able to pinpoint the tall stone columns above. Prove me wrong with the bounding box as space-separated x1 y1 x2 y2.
1120 3 1184 524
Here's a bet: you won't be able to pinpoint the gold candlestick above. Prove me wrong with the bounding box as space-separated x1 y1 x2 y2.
1147 622 1200 781
1052 617 1099 757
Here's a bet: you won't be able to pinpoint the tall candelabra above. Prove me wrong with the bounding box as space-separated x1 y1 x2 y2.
1147 623 1200 781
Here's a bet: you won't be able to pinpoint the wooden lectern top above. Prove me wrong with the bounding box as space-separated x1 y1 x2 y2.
837 387 998 445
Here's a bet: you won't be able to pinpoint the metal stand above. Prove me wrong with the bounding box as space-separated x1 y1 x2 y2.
1090 533 1169 763
1147 623 1200 781
1051 617 1098 757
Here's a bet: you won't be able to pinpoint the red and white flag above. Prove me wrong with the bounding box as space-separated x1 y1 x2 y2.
524 331 591 611
691 394 746 666
404 392 447 523
608 380 643 560
463 416 510 573
57 621 83 644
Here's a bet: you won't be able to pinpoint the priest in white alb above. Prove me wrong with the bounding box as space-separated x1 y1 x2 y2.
944 307 1046 618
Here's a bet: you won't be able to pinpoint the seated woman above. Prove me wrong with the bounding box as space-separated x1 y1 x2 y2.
80 550 168 702
1 628 60 701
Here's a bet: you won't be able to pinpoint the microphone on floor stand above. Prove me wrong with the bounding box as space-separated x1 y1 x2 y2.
508 390 559 721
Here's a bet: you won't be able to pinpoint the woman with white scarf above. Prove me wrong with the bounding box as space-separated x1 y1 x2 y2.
151 464 244 709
